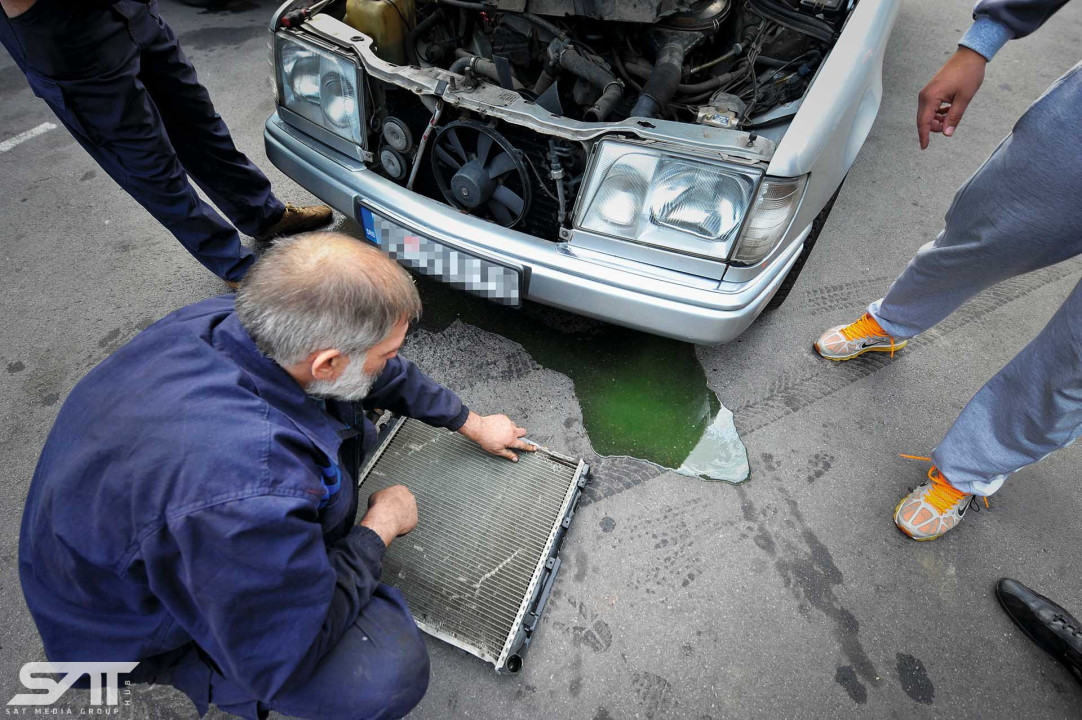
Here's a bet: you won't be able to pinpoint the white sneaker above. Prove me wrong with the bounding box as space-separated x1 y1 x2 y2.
893 466 974 541
814 313 907 361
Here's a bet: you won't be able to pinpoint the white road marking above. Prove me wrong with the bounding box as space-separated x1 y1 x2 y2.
0 122 58 153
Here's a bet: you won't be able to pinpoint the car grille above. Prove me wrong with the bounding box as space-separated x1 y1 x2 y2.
358 417 588 672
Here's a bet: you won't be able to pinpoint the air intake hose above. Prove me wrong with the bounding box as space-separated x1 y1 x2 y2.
629 31 704 118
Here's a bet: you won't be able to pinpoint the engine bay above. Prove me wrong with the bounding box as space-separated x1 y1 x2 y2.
300 0 856 240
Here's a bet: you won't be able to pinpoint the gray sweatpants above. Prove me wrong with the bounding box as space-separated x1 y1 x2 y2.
867 62 1082 497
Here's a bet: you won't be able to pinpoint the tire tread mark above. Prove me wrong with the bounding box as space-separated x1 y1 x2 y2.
734 262 1082 436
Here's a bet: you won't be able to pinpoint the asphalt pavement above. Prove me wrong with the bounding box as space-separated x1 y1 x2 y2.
1 1 1080 718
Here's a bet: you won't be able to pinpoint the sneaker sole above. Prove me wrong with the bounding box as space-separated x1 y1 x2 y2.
814 339 908 362
892 495 944 542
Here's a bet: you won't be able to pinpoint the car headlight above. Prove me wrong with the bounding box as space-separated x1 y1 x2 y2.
576 141 807 265
731 175 807 265
576 141 760 260
275 34 364 145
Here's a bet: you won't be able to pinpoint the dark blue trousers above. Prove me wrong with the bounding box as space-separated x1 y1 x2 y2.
157 585 431 720
0 0 283 281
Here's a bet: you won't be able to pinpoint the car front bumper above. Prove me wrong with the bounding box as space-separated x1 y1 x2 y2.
264 112 807 345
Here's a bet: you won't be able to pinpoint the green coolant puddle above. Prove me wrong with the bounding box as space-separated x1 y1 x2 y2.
337 218 748 481
412 275 749 483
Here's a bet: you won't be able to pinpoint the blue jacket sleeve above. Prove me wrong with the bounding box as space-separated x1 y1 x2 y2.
143 493 386 701
960 0 1072 59
363 355 470 430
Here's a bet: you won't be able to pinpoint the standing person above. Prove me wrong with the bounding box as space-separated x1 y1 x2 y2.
812 0 1081 540
19 232 536 719
0 0 332 284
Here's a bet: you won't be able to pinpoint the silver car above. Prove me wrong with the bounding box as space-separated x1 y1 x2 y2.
264 0 899 344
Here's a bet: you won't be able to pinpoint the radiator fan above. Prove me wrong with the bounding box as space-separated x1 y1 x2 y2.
431 120 531 228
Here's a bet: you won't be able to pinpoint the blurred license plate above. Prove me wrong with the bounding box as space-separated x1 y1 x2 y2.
359 206 521 306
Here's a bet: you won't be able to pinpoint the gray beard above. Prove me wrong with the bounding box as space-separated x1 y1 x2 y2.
307 356 378 402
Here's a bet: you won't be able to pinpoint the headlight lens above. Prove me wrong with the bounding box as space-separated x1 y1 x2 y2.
577 141 760 260
275 34 363 145
731 176 807 265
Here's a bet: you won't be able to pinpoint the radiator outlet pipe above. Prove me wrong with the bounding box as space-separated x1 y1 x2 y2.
586 81 624 121
630 30 703 118
546 40 625 121
451 51 525 90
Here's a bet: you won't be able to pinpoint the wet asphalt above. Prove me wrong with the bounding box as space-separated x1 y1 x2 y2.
1 0 1081 718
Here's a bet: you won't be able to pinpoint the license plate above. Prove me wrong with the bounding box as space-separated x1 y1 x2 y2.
359 206 522 306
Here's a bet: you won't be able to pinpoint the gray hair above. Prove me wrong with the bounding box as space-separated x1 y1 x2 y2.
235 232 422 365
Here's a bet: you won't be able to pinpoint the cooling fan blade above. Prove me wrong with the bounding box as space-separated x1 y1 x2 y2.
430 120 532 228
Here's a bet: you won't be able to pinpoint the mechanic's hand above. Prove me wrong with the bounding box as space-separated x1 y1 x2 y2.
360 485 418 548
917 46 987 149
458 411 536 462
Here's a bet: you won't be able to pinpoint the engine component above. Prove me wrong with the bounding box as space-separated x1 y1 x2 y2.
747 0 837 43
659 0 731 31
431 120 532 227
630 30 706 118
799 0 848 14
488 0 703 23
407 100 443 189
380 146 409 180
540 39 624 121
355 0 851 237
450 52 526 90
382 116 414 153
547 139 567 223
695 91 746 128
344 0 417 65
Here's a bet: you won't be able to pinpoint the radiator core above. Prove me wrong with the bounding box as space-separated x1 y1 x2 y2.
358 417 588 672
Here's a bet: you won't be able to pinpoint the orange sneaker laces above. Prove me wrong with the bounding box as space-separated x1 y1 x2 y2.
899 454 989 511
840 314 898 357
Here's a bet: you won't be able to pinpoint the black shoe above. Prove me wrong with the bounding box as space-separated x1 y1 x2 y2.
996 578 1082 685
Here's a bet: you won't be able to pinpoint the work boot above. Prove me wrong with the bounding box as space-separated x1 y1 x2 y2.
254 202 333 242
814 312 907 361
996 578 1082 686
893 465 976 541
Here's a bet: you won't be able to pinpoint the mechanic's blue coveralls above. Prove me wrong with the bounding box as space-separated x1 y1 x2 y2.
0 0 283 281
19 295 471 720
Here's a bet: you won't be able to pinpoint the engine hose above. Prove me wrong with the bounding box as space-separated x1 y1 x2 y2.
548 44 624 119
748 0 837 44
629 39 686 118
405 7 443 66
520 12 565 41
532 68 557 95
611 51 642 92
758 55 795 68
585 81 623 121
434 0 490 10
753 0 836 39
451 51 525 90
557 46 617 92
625 59 748 96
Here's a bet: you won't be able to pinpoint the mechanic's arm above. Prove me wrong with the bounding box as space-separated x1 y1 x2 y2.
364 355 535 461
917 0 1072 148
142 485 416 702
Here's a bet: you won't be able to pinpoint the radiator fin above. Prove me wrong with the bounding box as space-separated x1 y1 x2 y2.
358 418 583 668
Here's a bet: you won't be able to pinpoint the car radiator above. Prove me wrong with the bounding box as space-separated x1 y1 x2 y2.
358 416 589 672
